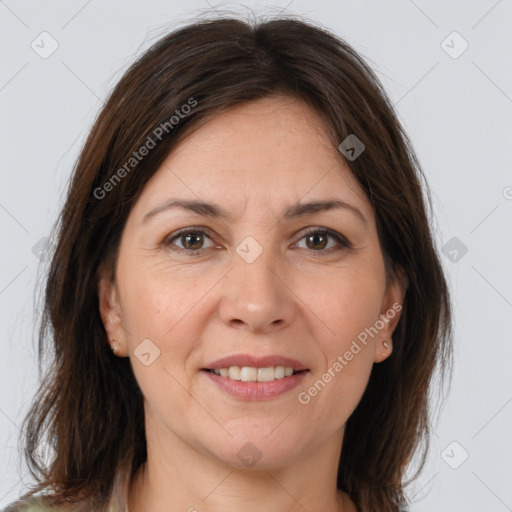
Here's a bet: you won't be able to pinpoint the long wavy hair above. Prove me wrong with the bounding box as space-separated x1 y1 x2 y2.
11 13 452 512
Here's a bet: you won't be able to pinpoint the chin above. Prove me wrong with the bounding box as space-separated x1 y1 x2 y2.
202 432 308 470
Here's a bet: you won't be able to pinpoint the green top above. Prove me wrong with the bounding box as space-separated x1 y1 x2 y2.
2 497 118 512
2 497 49 512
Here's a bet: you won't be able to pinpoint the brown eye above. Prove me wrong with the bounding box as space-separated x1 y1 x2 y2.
305 232 328 250
180 232 204 251
164 229 215 254
296 228 352 254
164 226 351 256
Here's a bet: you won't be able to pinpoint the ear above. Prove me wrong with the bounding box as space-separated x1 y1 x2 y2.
373 266 408 363
98 273 127 357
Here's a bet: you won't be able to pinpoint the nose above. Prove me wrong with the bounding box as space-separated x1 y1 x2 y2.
218 242 296 334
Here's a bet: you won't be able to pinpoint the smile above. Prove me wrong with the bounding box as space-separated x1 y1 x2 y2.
205 365 304 382
201 367 309 400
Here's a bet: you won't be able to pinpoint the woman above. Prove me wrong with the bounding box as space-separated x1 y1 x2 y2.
3 13 452 512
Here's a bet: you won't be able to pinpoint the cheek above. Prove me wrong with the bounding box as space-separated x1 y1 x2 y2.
118 261 211 380
118 257 199 336
302 266 384 409
119 270 198 408
304 312 376 429
307 265 385 345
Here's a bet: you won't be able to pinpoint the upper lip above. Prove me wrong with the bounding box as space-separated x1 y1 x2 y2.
202 354 309 371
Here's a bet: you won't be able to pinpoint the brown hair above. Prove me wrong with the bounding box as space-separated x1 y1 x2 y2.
13 13 452 512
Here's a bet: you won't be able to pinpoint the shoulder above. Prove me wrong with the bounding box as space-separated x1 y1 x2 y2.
1 496 56 512
1 496 109 512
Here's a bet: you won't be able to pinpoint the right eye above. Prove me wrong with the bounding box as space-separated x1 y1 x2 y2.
163 228 217 255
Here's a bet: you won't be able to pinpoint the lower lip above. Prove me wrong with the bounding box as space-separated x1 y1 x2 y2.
201 370 309 400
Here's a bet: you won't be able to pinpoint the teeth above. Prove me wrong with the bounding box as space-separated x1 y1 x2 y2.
241 367 258 381
257 367 274 382
228 366 241 380
274 366 285 379
210 366 299 382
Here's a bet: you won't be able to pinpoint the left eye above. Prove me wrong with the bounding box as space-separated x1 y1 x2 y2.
165 230 216 253
164 227 351 255
295 228 350 252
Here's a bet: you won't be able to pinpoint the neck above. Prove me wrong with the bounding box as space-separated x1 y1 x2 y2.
127 430 352 512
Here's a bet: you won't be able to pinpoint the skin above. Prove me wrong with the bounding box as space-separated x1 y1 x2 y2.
99 95 406 512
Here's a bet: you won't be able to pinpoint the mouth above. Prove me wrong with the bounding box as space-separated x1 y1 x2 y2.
201 366 308 382
201 367 309 400
200 354 310 399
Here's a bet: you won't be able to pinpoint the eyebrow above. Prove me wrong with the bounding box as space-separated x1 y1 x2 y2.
141 198 367 227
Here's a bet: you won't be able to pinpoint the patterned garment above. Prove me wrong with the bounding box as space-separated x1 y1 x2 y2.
2 497 117 512
1 496 98 512
1 497 50 511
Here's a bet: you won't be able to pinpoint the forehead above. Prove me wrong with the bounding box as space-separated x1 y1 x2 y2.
132 96 371 220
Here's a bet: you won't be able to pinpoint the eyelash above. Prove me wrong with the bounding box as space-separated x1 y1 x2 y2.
163 226 352 256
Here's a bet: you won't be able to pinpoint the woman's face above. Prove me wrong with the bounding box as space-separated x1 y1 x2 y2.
99 95 404 471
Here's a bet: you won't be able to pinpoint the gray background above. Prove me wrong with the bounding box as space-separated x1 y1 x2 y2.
1 0 511 510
